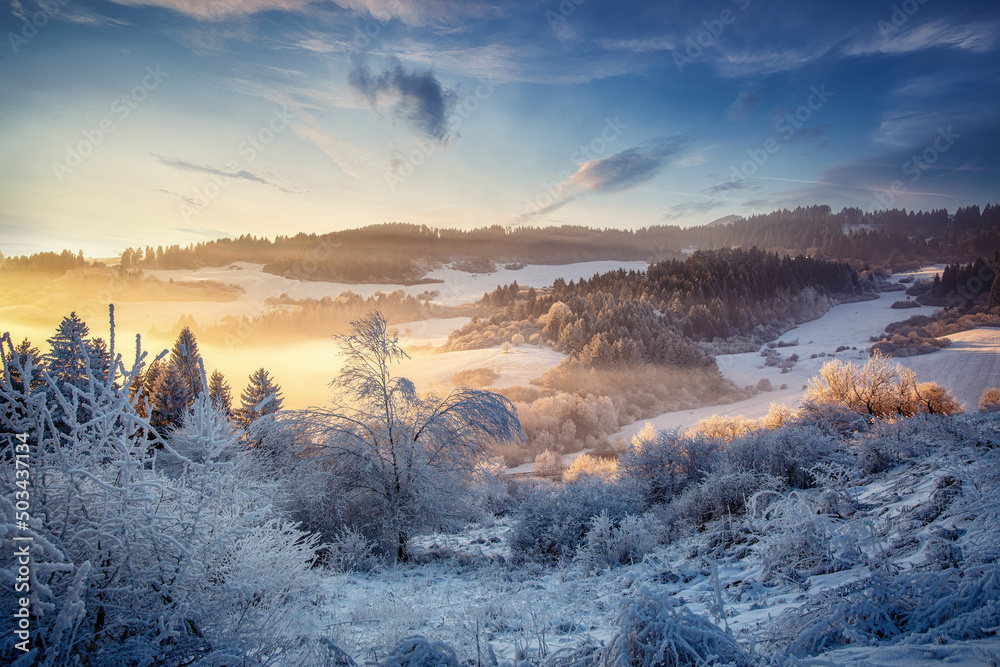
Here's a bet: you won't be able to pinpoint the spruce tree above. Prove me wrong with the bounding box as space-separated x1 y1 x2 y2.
46 312 92 390
208 370 233 418
989 272 1000 309
5 338 45 394
169 326 205 402
236 368 284 429
152 362 189 432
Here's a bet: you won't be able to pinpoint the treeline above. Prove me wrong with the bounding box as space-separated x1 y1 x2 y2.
700 204 1000 265
190 291 445 346
448 248 871 368
0 248 88 272
1 312 283 437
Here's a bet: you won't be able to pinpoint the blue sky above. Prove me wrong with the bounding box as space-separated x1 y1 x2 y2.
1 0 998 256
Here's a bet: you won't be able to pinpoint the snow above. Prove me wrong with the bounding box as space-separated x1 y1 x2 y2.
313 417 1000 666
616 268 957 438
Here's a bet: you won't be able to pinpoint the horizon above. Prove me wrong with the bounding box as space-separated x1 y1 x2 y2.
2 0 998 257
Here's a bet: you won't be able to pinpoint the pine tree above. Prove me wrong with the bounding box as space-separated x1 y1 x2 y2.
46 312 92 390
5 337 45 394
989 272 1000 309
169 326 205 402
152 362 189 432
208 370 233 418
236 368 284 429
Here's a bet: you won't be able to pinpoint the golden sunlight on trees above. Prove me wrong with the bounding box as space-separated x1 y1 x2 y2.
804 350 963 419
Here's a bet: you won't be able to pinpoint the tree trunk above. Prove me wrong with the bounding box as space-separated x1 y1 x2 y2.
397 529 409 563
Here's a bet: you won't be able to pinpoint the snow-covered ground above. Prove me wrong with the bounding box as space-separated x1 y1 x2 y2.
616 267 962 439
315 415 1000 666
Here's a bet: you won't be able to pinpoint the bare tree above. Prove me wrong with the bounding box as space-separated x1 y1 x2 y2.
300 310 524 561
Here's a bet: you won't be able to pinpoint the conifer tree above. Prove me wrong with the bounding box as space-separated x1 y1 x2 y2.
236 368 284 429
208 369 233 418
169 326 205 402
989 272 1000 309
45 312 92 390
152 362 189 431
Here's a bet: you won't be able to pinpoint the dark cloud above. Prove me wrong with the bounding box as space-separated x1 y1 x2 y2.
152 154 272 185
728 89 761 119
784 122 833 146
702 180 757 197
348 57 457 143
572 136 687 193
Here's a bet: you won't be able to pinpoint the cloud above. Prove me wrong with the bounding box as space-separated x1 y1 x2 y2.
153 154 273 185
662 200 723 220
598 36 675 53
844 19 998 57
105 0 313 21
348 57 457 142
570 136 687 193
728 89 761 119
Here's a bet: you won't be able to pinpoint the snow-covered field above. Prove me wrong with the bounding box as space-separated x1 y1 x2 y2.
616 267 983 438
315 414 1000 666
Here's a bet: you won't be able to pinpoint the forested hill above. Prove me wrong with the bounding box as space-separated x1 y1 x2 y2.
4 204 998 282
446 248 872 368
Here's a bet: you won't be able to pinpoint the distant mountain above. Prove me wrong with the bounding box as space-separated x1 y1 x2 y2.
704 215 742 228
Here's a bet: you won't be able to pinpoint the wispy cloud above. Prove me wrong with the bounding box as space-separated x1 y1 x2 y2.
728 89 761 119
570 136 687 193
845 19 998 57
106 0 312 21
153 154 273 185
348 57 457 142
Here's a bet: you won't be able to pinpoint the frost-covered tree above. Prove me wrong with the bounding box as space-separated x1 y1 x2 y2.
169 326 205 402
236 367 284 429
45 312 96 391
804 351 962 420
979 387 1000 413
300 310 524 561
208 369 233 418
0 314 323 664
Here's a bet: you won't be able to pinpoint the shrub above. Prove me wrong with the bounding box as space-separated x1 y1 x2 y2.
618 423 721 505
382 636 458 667
534 449 562 478
803 351 962 420
757 378 773 392
326 526 383 573
575 511 658 572
598 586 745 667
507 477 645 563
980 387 1000 413
563 452 619 482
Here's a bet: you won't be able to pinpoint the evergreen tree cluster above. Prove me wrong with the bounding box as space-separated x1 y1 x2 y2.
2 315 283 438
455 248 868 369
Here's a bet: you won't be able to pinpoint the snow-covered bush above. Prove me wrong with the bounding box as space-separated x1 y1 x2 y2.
752 491 854 584
618 423 720 505
598 586 745 667
382 635 459 667
979 387 1000 413
724 424 836 488
563 453 619 482
575 511 658 573
671 467 785 530
508 477 645 563
326 526 383 573
534 449 562 478
0 325 322 664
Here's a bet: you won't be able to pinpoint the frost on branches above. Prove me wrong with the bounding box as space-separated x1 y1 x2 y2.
0 312 321 665
296 310 525 562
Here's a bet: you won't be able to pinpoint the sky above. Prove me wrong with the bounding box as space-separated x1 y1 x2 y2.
1 0 998 257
